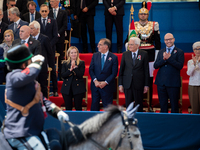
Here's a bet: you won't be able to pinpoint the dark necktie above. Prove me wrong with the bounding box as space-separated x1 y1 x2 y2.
31 14 34 22
167 48 170 53
21 40 25 44
42 19 46 30
101 54 105 70
133 53 136 66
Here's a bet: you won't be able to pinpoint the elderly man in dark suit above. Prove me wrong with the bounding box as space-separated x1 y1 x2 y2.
49 0 68 78
12 25 41 55
103 0 125 53
119 37 149 112
8 7 29 40
36 4 58 96
74 0 98 53
154 33 184 113
0 9 8 44
2 0 16 25
89 38 118 111
22 1 41 23
29 21 54 98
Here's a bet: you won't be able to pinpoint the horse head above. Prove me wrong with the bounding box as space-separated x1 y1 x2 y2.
68 103 144 150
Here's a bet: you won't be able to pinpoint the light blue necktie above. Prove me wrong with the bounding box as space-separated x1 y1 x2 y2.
101 54 105 70
14 23 17 32
31 14 34 22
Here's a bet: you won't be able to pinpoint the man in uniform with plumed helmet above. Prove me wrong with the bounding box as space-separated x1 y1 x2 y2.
131 1 161 110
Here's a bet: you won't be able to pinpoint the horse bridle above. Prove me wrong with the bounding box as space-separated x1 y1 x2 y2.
62 111 138 150
84 111 138 150
114 111 138 150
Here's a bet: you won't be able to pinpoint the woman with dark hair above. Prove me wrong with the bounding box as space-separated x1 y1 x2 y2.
61 46 86 110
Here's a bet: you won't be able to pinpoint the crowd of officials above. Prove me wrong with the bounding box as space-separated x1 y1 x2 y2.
0 0 200 114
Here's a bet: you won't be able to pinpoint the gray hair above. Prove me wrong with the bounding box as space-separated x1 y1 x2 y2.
129 37 141 45
100 38 111 49
9 7 20 17
29 21 40 32
193 42 200 49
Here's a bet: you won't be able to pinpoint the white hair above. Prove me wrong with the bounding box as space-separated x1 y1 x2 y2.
193 41 200 49
29 21 40 33
129 37 141 45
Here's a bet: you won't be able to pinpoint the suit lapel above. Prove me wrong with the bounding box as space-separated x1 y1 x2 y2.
127 51 134 67
134 50 140 66
103 52 110 70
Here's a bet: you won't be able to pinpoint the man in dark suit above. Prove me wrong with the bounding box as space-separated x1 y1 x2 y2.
36 4 58 96
154 33 184 113
8 7 29 40
118 37 149 112
103 0 125 53
74 0 98 53
29 21 54 98
89 38 118 111
0 9 8 44
16 0 30 16
2 0 16 25
22 1 41 23
49 0 67 78
12 25 41 55
36 4 58 51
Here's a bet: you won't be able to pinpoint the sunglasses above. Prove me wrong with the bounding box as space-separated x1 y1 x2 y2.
41 10 48 13
11 4 15 7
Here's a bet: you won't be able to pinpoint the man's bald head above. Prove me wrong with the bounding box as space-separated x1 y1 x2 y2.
19 25 31 40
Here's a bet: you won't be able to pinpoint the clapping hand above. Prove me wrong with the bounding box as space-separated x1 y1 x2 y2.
163 52 171 60
70 60 76 71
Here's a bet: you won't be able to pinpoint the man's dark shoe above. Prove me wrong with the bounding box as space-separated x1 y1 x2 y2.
54 92 59 97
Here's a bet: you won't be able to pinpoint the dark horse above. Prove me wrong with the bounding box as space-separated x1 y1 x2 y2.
0 103 144 150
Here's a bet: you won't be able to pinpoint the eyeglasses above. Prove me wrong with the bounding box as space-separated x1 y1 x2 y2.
194 48 200 51
164 38 174 42
98 44 104 46
128 44 136 46
11 4 15 7
41 10 48 13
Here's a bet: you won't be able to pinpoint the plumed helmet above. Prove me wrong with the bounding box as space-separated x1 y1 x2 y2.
139 8 149 14
4 44 33 70
139 1 149 14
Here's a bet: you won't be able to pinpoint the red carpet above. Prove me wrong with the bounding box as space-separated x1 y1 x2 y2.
49 53 192 113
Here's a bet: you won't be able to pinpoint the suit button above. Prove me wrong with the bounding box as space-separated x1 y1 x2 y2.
76 79 78 81
77 84 79 86
65 84 67 86
165 65 167 67
66 79 68 81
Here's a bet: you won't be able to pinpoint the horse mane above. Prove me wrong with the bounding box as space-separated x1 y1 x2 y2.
78 105 123 136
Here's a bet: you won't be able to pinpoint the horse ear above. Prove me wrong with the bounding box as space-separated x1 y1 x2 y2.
126 102 134 112
126 104 140 119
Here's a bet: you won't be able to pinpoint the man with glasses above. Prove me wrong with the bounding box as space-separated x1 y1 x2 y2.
89 38 118 111
36 4 59 97
0 9 8 44
22 1 41 23
127 5 161 111
2 0 16 25
119 37 149 112
154 33 184 113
